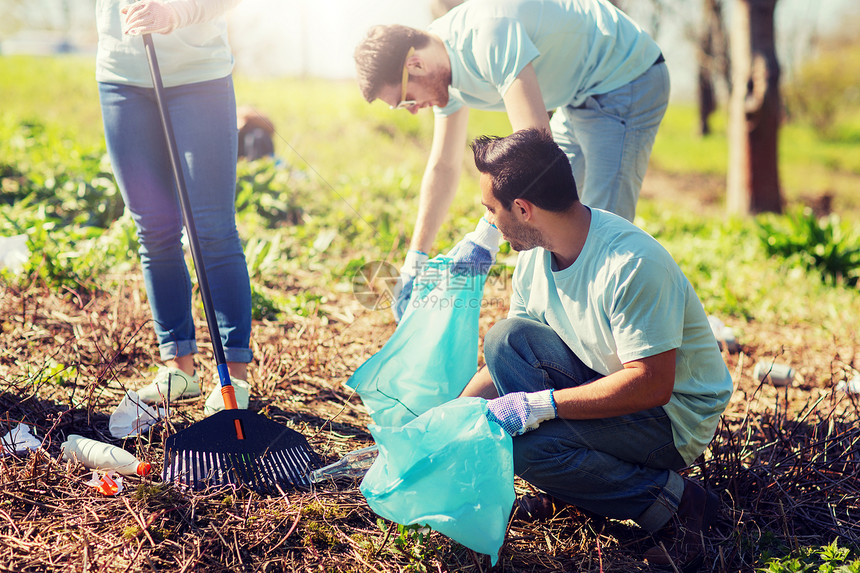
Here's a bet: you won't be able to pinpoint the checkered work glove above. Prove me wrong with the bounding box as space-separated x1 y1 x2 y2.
122 0 202 35
448 217 502 276
485 390 557 437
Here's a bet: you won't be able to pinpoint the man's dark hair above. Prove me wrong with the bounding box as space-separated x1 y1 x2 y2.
354 25 432 102
471 129 578 212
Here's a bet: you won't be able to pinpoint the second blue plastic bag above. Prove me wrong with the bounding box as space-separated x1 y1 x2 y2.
360 397 514 564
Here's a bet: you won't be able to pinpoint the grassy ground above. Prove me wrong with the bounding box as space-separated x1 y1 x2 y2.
1 55 860 572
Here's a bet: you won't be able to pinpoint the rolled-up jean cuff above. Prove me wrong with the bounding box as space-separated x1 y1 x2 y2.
159 341 253 364
159 340 198 362
224 347 254 364
635 470 684 533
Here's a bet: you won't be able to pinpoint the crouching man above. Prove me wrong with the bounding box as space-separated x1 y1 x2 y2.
462 129 732 570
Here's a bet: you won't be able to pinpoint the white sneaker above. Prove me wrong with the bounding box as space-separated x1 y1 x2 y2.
204 373 250 416
136 366 201 404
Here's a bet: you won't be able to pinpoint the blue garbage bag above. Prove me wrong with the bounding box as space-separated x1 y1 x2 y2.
360 397 514 564
346 222 499 428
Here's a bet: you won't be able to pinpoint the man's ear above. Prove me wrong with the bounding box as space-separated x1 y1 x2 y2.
405 54 425 76
512 198 534 221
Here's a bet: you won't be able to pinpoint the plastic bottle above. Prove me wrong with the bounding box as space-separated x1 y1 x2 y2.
753 360 795 387
309 445 378 484
61 434 152 476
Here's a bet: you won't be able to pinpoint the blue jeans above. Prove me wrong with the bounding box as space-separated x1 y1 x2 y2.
99 77 252 364
484 317 685 532
551 61 670 222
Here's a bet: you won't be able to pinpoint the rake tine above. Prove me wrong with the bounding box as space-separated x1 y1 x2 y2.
237 454 253 488
276 452 294 484
215 452 227 487
193 451 200 488
275 450 297 485
273 450 292 483
246 459 262 491
263 454 281 486
285 449 309 485
182 450 192 488
239 455 256 489
176 452 185 487
207 453 216 488
265 455 278 480
199 451 209 487
191 454 197 487
264 456 282 490
296 449 316 481
199 452 207 487
204 451 216 487
282 451 303 485
224 453 237 487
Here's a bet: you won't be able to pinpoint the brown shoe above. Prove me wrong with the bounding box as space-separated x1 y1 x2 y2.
511 493 564 522
643 478 720 572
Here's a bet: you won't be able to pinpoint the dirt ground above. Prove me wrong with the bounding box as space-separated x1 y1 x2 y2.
1 170 859 572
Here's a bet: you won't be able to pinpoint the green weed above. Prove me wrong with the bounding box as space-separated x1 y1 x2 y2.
376 519 440 572
757 207 860 287
758 539 860 572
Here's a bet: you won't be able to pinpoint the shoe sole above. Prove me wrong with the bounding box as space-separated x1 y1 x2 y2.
138 389 202 404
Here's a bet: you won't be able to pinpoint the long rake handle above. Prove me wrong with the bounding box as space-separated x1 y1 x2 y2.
142 34 238 411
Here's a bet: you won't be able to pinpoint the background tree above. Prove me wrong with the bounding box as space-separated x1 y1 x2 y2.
727 0 783 215
697 0 729 136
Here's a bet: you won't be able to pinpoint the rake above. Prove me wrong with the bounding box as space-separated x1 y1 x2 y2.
142 34 321 494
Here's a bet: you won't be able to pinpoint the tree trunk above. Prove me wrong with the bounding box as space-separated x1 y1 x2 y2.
697 0 728 136
727 0 783 215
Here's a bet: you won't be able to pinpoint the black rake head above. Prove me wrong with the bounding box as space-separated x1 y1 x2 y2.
163 409 322 495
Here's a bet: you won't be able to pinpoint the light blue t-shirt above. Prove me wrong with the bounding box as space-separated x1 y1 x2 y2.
95 0 238 88
428 0 662 116
509 209 733 464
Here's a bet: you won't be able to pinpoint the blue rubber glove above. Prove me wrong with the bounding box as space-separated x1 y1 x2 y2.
392 250 428 322
485 390 558 437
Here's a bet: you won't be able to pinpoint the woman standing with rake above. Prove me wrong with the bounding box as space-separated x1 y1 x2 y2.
96 0 252 414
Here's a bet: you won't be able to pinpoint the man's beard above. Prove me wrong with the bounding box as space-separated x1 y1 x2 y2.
505 222 544 252
426 67 452 108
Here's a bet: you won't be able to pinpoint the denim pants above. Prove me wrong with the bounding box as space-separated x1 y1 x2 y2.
484 317 685 532
550 61 670 222
99 76 252 364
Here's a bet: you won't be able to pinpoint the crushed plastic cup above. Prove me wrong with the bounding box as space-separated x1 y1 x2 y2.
0 423 41 456
754 360 795 387
109 390 162 438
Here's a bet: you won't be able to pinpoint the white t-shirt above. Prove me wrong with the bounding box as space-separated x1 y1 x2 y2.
509 209 733 464
428 0 662 116
95 0 240 88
